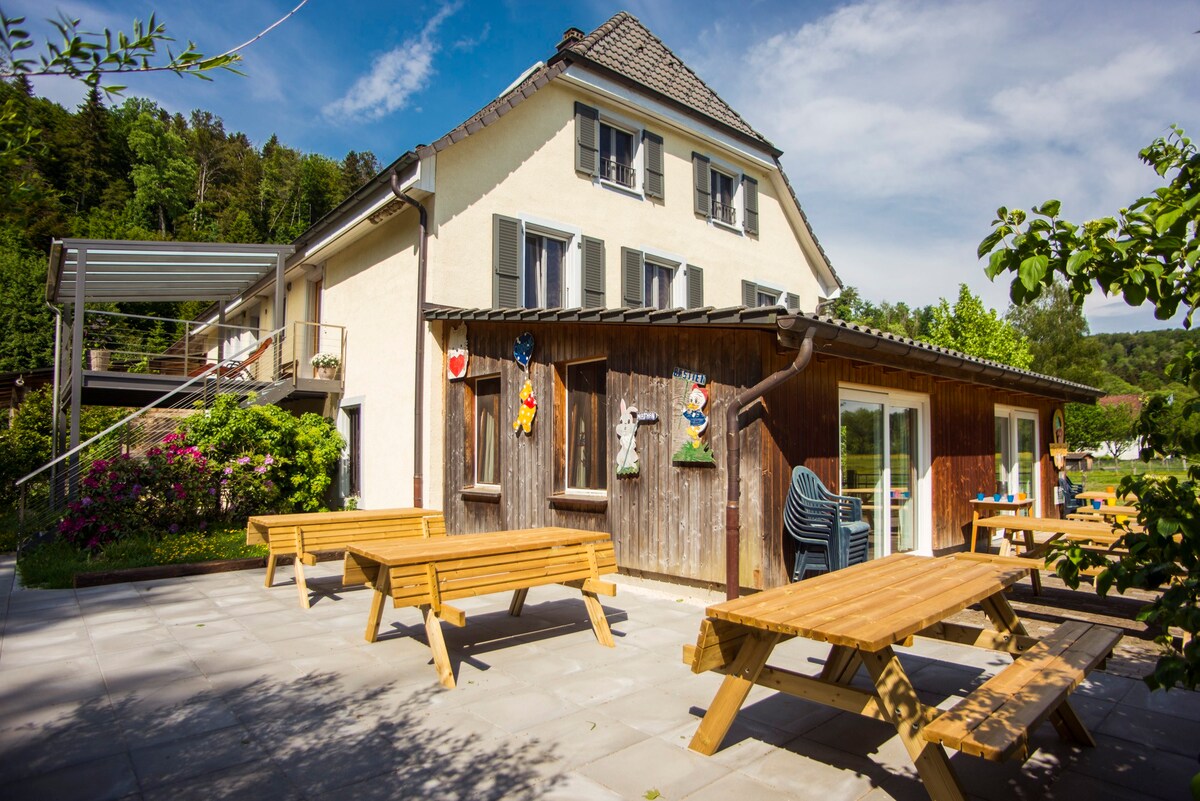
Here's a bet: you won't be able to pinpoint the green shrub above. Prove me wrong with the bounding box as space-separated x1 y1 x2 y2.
181 394 343 512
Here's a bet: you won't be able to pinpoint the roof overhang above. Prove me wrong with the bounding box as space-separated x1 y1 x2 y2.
777 313 1103 404
47 239 294 304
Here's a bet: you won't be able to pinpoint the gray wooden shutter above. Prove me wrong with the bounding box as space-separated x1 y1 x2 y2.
741 280 758 307
692 152 710 216
743 176 759 235
621 247 644 307
575 102 599 177
581 236 606 307
686 265 704 309
785 292 799 311
493 214 522 308
643 131 664 199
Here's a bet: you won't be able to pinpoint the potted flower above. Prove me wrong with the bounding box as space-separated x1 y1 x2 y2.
311 352 340 379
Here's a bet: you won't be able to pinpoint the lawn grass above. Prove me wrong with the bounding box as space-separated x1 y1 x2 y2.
1067 457 1191 489
17 526 268 589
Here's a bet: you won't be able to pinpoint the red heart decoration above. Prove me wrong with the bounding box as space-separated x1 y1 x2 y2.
449 353 466 377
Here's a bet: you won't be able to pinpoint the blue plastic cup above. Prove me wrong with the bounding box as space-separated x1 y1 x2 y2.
1007 494 1015 503
993 493 1001 501
976 492 984 500
1092 500 1101 510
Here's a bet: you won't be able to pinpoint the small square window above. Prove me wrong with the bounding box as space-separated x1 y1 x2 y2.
565 360 607 492
710 168 737 225
756 288 780 306
473 377 501 486
600 123 636 188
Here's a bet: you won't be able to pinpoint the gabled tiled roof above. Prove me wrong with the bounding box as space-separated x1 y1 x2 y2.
558 12 774 151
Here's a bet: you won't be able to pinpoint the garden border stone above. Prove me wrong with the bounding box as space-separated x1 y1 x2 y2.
72 551 342 588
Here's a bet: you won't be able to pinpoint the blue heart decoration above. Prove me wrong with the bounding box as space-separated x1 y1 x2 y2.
514 332 534 369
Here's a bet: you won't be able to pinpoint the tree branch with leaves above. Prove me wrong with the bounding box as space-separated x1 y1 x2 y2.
979 125 1200 693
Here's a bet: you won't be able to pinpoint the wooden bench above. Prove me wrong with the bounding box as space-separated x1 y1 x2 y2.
922 620 1121 762
246 508 444 608
344 527 618 688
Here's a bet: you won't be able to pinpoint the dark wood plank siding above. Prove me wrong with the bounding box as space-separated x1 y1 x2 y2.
443 322 768 588
444 322 1076 589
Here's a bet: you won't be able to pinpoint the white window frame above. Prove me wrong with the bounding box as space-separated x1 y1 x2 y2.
595 108 645 198
472 375 502 488
838 384 933 557
338 396 366 504
640 245 688 309
995 405 1041 515
564 357 608 496
518 214 583 307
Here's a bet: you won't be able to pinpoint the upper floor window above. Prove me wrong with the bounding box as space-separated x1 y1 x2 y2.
600 123 636 189
575 102 664 200
524 232 567 307
742 280 799 310
710 168 737 226
493 214 607 309
621 247 704 309
693 152 759 236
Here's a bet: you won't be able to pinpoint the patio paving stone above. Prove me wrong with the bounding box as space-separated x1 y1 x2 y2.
1 555 1198 800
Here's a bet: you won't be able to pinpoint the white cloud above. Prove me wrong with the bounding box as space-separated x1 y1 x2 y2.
323 3 458 121
714 0 1200 331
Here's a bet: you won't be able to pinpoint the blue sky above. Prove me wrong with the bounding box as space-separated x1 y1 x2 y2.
11 0 1200 333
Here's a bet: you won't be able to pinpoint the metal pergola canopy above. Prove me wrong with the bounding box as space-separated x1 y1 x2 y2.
47 239 295 303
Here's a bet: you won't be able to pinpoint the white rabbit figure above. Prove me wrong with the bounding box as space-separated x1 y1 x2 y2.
615 399 640 476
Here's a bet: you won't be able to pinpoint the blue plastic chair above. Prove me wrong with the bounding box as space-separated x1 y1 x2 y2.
1059 474 1083 515
785 466 871 581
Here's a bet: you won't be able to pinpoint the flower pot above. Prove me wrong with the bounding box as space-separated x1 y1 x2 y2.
89 349 112 371
316 365 337 380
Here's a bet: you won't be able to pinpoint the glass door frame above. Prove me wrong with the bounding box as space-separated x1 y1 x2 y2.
838 384 934 557
995 405 1041 515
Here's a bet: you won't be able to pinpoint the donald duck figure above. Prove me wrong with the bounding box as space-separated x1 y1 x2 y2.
682 383 708 449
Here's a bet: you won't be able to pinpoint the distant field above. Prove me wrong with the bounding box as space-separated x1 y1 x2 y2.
1067 457 1190 488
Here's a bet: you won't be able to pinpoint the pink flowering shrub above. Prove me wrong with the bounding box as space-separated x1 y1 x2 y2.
59 433 281 551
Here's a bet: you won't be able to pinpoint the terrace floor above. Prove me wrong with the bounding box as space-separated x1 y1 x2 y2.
0 555 1196 801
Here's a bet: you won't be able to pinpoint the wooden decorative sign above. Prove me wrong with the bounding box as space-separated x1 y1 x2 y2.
447 324 469 380
514 332 534 370
672 369 714 464
1051 407 1066 469
512 378 537 435
615 399 641 476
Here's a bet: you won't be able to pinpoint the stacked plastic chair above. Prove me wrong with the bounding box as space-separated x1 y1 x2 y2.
1058 474 1083 515
784 466 872 581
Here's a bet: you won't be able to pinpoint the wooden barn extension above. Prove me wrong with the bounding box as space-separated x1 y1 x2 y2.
427 307 1100 592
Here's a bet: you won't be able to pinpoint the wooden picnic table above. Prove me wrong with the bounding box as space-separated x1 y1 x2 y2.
683 554 1119 801
343 526 617 688
968 497 1034 552
247 508 442 608
1076 490 1136 503
1069 504 1138 519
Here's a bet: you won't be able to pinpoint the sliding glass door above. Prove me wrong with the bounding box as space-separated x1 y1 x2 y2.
996 406 1040 513
840 388 930 558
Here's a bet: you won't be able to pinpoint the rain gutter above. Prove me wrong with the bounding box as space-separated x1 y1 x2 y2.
724 327 816 600
390 170 429 508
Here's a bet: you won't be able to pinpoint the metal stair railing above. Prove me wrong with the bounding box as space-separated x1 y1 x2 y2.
15 325 288 540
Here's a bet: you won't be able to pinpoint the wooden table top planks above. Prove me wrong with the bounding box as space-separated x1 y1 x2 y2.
346 526 612 566
703 554 1027 652
246 508 428 544
973 514 1126 546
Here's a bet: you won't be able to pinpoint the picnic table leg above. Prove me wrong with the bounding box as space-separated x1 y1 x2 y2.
860 647 966 801
689 630 781 756
509 587 529 617
364 567 391 643
819 644 862 684
978 591 1029 639
294 556 310 610
1017 528 1043 595
581 589 614 648
969 512 980 553
422 604 456 689
264 552 278 588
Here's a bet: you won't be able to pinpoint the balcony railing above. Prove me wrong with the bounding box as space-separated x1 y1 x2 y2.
711 200 737 226
601 158 636 188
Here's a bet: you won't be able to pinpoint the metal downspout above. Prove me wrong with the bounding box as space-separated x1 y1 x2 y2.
723 327 816 600
390 171 429 508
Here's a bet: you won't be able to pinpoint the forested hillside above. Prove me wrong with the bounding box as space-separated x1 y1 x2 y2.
0 78 378 372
